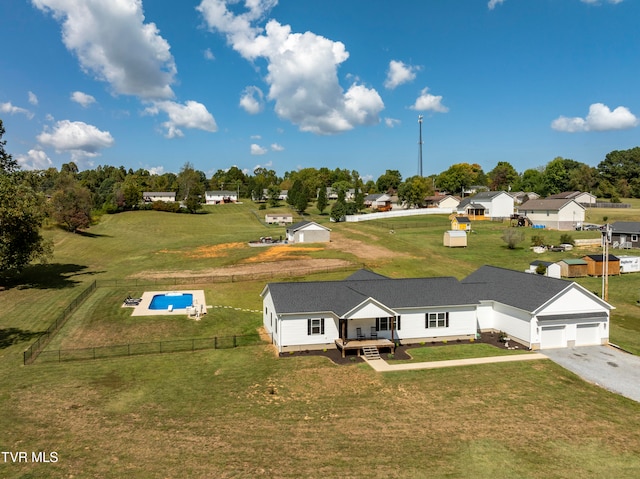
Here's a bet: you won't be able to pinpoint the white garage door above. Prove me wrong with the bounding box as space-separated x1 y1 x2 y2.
540 325 566 349
575 323 600 346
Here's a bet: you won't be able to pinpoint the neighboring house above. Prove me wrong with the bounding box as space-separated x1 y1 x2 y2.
286 221 331 243
557 259 588 278
261 189 288 202
142 192 176 203
456 191 514 220
364 193 392 210
261 265 612 353
450 216 472 231
518 199 585 230
546 191 597 206
205 190 238 205
425 195 460 209
610 222 640 249
265 214 293 225
583 254 620 276
528 260 561 279
509 191 540 205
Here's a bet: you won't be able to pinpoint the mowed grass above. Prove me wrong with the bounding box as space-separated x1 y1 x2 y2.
2 202 640 477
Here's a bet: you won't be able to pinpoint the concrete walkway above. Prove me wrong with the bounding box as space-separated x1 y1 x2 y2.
363 352 547 372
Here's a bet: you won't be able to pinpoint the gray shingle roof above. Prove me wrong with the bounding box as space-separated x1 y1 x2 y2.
265 265 578 317
611 221 640 234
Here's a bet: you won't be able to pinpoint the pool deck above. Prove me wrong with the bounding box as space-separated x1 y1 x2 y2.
127 290 208 317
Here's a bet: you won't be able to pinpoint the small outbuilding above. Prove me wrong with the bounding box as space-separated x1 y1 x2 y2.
557 259 589 278
450 216 472 231
528 260 561 279
618 255 640 273
286 221 331 243
443 230 467 248
583 254 620 277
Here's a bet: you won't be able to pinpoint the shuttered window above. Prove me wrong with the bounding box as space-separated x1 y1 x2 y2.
426 312 449 328
307 318 325 335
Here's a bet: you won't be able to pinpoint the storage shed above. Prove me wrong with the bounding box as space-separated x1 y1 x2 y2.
444 230 467 247
528 260 561 278
450 216 471 231
557 259 588 278
616 255 640 273
583 254 620 276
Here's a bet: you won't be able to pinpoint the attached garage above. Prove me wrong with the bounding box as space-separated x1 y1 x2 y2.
540 325 566 349
575 323 601 346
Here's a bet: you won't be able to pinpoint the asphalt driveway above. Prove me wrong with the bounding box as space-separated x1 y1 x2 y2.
542 345 640 403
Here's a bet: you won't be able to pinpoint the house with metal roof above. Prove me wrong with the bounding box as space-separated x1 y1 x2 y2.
285 221 331 243
557 258 588 278
261 265 612 354
456 191 514 220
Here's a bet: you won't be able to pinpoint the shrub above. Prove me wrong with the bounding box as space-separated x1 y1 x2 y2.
559 233 575 246
531 234 546 247
502 228 525 249
535 264 547 275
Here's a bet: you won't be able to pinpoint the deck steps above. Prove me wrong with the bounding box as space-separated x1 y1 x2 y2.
362 346 381 360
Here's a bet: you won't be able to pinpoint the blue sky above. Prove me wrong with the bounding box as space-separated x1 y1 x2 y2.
1 0 638 181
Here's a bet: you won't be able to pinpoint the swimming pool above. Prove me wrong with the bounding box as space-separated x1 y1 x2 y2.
148 292 194 310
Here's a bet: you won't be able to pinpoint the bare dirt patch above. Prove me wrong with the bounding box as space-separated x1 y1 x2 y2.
242 245 323 263
327 231 411 260
158 242 246 259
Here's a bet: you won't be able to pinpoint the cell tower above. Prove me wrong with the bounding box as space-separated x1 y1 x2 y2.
418 115 424 177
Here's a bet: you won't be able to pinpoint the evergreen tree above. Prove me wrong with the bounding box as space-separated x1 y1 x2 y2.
316 186 328 213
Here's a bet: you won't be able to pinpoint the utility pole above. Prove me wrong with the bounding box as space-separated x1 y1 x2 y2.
602 224 611 301
418 115 423 177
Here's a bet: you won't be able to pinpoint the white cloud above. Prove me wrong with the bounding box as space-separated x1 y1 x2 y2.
33 0 176 100
16 149 52 170
251 143 267 155
1 102 33 118
36 120 114 161
250 134 262 139
198 0 384 135
488 0 506 9
384 60 417 90
581 0 624 4
28 91 39 105
147 165 165 175
145 100 218 138
410 87 449 113
71 91 97 107
270 143 284 151
384 117 401 128
239 85 264 114
204 48 215 60
551 103 638 132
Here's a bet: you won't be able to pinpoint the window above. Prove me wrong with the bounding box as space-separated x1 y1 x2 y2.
375 316 397 331
426 312 449 328
633 235 638 242
307 318 325 335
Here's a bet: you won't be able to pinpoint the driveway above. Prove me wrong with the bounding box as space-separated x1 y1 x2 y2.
542 345 640 403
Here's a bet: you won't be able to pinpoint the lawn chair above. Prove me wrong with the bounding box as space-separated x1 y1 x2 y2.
370 326 378 340
356 327 365 340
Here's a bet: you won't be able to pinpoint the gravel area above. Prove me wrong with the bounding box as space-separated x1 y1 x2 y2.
542 345 640 403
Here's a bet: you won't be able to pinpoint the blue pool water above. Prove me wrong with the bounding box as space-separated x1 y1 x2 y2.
149 293 193 310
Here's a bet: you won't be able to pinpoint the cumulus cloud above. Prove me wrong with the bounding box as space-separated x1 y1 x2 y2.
33 0 176 100
37 120 114 161
239 86 264 114
251 143 267 155
145 100 218 138
71 91 97 107
551 103 638 132
197 0 384 134
384 60 418 90
270 143 284 151
384 117 401 128
28 91 39 105
410 87 449 113
1 101 33 118
147 165 165 175
16 149 53 170
488 0 506 9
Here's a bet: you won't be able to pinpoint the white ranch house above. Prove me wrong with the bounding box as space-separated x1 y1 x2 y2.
286 221 331 243
456 191 514 220
261 266 612 355
205 190 238 205
265 213 293 225
142 192 176 203
518 198 585 230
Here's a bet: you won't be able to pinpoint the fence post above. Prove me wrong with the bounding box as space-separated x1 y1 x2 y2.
214 337 217 349
233 335 237 348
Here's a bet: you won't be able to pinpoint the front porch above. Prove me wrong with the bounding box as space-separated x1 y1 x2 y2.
335 338 395 358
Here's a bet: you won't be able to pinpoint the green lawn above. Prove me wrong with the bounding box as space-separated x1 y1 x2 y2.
2 202 640 478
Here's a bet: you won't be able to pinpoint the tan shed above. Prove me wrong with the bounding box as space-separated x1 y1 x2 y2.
583 254 620 276
444 230 467 247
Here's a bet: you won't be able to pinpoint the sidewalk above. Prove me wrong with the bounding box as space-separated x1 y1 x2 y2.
363 352 547 372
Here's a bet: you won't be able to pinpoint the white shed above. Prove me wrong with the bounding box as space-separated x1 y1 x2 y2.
528 260 561 279
618 255 640 273
286 221 331 243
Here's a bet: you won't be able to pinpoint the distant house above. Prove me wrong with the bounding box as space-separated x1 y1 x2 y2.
205 190 238 205
610 222 640 249
364 193 392 210
546 191 596 206
286 221 331 243
261 189 288 202
261 265 612 353
528 260 561 279
265 214 293 225
518 199 585 230
450 216 471 231
557 259 589 278
509 191 540 205
583 254 620 277
425 195 460 209
456 191 514 220
142 192 176 203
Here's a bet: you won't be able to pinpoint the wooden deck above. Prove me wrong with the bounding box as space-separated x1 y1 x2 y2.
335 338 395 358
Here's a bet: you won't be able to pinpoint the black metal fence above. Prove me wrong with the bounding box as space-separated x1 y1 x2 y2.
23 281 97 365
33 333 265 364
